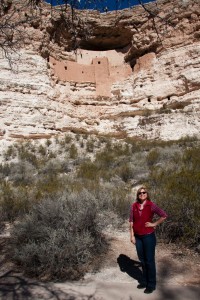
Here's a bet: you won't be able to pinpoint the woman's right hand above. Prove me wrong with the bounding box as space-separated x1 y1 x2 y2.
131 236 136 244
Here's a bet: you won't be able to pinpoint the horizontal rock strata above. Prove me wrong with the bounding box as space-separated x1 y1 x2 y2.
0 0 200 143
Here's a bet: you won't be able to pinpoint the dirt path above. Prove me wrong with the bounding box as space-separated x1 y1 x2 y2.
0 229 200 300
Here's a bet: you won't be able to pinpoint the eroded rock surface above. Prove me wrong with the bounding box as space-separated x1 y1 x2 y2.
0 0 200 142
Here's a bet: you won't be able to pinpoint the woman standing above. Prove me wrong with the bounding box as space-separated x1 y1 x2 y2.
129 187 167 294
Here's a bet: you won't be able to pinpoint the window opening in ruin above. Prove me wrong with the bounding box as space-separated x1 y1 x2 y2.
47 57 49 62
167 96 171 100
65 66 67 70
98 61 101 64
148 97 151 102
140 84 143 88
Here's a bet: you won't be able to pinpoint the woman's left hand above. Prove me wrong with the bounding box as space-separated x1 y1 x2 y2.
145 222 156 228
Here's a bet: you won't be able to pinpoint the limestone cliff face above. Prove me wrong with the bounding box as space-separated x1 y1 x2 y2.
0 0 200 142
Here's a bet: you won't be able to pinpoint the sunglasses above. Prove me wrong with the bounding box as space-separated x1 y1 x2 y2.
138 192 147 195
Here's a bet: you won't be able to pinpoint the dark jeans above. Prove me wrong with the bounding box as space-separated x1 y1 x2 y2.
135 232 156 289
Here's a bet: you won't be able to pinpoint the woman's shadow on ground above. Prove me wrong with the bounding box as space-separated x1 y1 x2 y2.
117 254 143 283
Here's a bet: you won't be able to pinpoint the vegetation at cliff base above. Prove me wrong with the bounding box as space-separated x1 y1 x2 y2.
0 134 199 280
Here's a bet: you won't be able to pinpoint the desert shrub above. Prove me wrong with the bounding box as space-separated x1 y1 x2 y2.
55 136 59 144
80 139 84 148
86 139 95 153
148 145 200 246
45 139 52 147
8 161 36 186
35 175 62 199
17 145 39 167
92 183 132 220
129 153 149 182
38 145 46 156
59 160 72 173
158 107 172 114
10 190 108 280
0 163 11 178
168 100 191 110
92 141 147 182
0 182 16 221
69 143 78 159
179 134 198 144
146 149 160 167
3 145 17 160
130 142 141 153
48 150 56 159
0 182 31 221
95 141 129 170
116 163 133 182
110 186 132 219
61 179 131 222
77 161 99 181
112 143 130 156
95 148 115 169
75 134 80 141
39 159 62 176
64 134 72 144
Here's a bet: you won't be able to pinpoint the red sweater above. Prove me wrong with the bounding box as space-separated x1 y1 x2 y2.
129 200 167 236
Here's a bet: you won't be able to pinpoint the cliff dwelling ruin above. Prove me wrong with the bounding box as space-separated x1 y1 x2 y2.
49 49 132 97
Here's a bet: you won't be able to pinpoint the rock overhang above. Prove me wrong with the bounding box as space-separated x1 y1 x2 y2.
79 26 133 51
